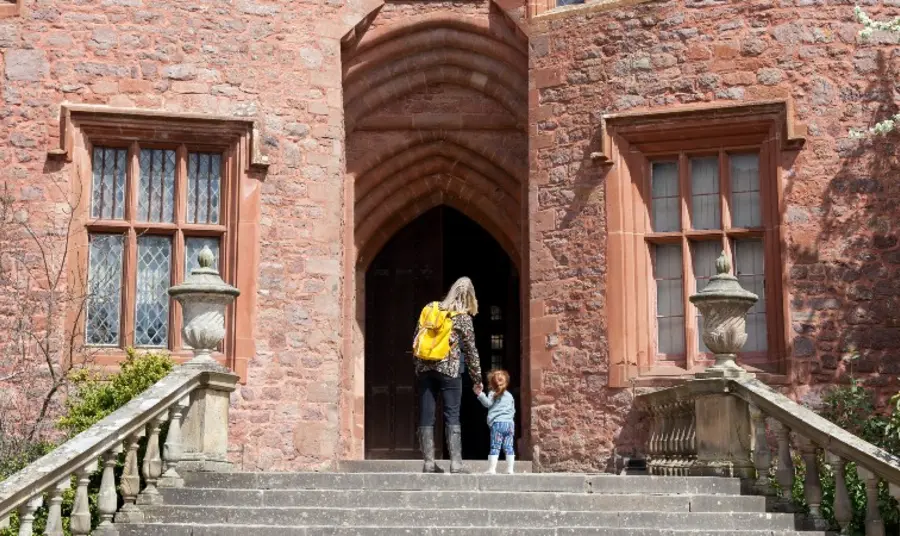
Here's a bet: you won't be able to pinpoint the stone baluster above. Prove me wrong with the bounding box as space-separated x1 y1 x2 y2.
666 404 677 475
647 406 660 475
796 436 825 528
678 402 690 476
858 467 884 536
17 494 43 536
116 430 145 523
161 397 189 488
827 453 852 535
661 404 674 475
97 445 123 533
749 404 772 494
137 416 165 506
653 405 666 475
44 478 71 536
687 406 697 466
774 422 794 500
71 461 95 535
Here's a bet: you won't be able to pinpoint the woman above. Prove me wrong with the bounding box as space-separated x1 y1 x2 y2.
415 277 484 474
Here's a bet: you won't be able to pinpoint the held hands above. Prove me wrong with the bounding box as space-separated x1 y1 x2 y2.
473 383 484 396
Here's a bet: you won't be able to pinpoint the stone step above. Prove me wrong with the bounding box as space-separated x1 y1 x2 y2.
181 472 742 495
160 488 766 512
140 506 801 531
336 459 534 473
119 525 826 536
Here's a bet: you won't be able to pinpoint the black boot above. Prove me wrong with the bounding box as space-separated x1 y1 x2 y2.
447 425 469 474
418 426 441 473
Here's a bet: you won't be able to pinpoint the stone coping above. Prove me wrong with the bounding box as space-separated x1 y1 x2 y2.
637 378 900 486
0 362 238 520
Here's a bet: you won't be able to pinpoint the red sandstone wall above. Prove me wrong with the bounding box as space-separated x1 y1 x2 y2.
0 0 387 470
528 0 900 471
4 0 900 473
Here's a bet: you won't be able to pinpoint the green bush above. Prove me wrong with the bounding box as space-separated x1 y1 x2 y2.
0 349 174 536
58 349 175 436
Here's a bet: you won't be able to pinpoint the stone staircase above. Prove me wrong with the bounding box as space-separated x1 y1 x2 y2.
116 463 825 535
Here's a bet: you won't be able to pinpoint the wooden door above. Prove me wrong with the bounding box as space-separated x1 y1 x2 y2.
364 209 443 459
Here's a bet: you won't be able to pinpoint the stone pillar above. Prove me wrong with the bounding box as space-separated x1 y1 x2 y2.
168 246 240 472
688 252 759 479
693 392 754 479
179 374 235 472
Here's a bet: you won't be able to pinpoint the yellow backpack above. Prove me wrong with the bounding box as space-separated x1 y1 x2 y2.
413 302 457 361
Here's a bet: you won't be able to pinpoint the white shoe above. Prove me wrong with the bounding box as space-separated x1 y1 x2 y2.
506 454 515 474
485 455 498 474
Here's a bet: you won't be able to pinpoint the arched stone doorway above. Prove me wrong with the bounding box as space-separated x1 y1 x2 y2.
339 3 529 459
364 206 521 460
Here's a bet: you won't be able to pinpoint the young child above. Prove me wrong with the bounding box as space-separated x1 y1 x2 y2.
476 369 516 474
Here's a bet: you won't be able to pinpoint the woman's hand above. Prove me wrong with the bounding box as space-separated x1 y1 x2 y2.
473 383 483 395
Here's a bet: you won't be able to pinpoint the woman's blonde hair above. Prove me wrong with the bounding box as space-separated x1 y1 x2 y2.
440 277 478 315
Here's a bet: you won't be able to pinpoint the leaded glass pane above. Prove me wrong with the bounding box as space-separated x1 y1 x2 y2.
135 236 172 347
653 244 684 355
188 153 222 224
185 237 220 275
733 239 767 352
85 234 124 346
691 241 721 353
90 147 127 220
730 154 761 228
138 149 176 223
690 157 720 230
651 161 679 232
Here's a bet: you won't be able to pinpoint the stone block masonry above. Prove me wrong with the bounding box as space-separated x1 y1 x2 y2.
528 0 900 471
3 0 900 473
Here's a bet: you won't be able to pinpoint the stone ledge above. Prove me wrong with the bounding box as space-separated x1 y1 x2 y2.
49 103 270 171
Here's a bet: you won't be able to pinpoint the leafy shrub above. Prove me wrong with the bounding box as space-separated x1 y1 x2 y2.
802 378 900 535
0 349 174 536
58 349 175 436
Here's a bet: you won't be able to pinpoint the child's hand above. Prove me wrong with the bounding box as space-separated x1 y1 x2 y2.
473 383 483 395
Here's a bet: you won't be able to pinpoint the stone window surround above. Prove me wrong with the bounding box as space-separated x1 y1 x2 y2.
599 99 806 389
52 104 268 382
0 0 20 19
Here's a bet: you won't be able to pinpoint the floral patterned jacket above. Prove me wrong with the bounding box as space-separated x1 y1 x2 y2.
414 313 483 385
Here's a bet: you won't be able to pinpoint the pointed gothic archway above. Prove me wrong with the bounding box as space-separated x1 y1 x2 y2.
339 4 529 460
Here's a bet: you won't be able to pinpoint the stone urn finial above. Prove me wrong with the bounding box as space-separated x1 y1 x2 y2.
168 245 239 369
690 251 758 379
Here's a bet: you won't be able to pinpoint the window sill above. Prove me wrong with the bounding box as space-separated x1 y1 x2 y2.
0 2 20 18
87 348 229 369
532 0 652 23
627 370 791 390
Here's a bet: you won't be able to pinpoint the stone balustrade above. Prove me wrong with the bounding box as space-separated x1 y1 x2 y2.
638 377 900 534
0 245 239 535
639 250 900 534
0 362 238 534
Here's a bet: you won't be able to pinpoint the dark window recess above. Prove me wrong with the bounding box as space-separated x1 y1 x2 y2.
557 0 585 6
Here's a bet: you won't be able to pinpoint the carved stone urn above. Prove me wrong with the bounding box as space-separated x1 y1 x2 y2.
168 245 239 368
690 251 758 379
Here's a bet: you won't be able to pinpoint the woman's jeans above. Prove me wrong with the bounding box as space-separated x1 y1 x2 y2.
418 370 462 426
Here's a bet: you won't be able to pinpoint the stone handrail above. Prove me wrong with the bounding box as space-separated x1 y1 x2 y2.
0 246 240 535
638 377 900 535
0 360 238 534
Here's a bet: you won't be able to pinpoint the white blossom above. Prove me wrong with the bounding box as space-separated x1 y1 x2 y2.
850 6 900 138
